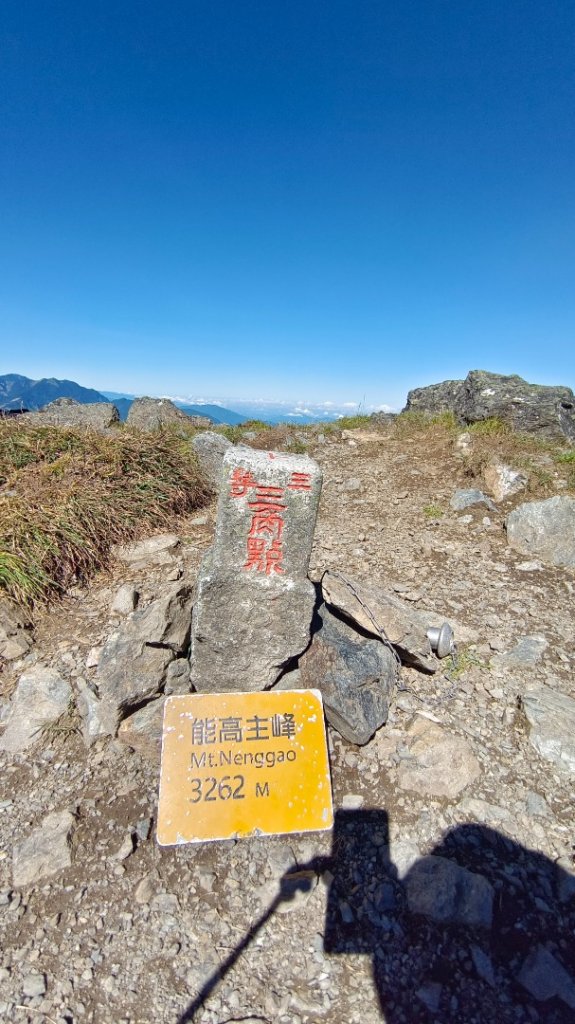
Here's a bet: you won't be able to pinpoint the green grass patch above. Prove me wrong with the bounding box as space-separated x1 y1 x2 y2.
468 417 511 436
422 503 444 518
0 422 211 608
332 414 374 430
555 450 575 463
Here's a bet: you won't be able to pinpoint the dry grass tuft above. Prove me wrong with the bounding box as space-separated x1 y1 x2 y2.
0 422 211 608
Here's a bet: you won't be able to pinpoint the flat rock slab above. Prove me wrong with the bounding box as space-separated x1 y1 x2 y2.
298 604 397 744
191 448 322 691
397 717 481 798
13 810 75 887
0 666 71 753
321 570 437 672
521 684 575 774
113 533 181 565
404 854 494 929
490 634 548 670
506 496 575 568
450 489 496 512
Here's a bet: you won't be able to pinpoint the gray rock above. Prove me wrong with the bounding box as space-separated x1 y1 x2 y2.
0 599 32 661
516 946 575 1008
298 605 397 745
506 496 575 568
13 810 75 887
405 855 494 928
191 431 233 490
470 945 496 987
483 459 528 502
0 666 71 753
96 582 192 730
25 396 119 430
126 396 211 431
164 657 192 695
110 584 139 615
191 449 322 691
450 489 496 512
490 634 548 670
75 677 110 746
416 982 442 1013
321 570 437 672
521 685 575 773
397 718 481 798
130 582 193 652
113 533 181 565
405 369 575 443
118 698 164 761
192 569 316 693
22 973 47 998
96 634 173 732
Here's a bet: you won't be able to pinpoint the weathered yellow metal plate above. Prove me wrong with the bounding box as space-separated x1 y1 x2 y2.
157 689 333 845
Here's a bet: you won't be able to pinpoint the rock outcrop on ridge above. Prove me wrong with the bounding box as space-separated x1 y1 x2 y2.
405 369 575 442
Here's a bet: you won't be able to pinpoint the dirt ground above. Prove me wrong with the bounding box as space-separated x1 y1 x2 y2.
1 426 574 1024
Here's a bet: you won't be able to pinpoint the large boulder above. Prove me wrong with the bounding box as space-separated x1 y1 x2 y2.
405 370 575 442
126 397 210 431
26 397 119 431
506 496 575 567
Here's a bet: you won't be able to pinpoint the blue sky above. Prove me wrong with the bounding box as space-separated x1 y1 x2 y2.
1 0 573 409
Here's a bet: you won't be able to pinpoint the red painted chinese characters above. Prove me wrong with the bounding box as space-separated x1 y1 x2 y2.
230 468 312 575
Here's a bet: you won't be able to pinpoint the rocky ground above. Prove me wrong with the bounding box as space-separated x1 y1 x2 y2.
1 425 574 1024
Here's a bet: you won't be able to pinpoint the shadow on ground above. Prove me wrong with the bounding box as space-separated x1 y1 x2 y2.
177 809 575 1023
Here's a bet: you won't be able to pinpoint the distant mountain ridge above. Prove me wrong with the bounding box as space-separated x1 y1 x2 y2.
0 374 108 411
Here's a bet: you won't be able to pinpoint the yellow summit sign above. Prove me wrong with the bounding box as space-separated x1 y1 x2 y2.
157 689 333 845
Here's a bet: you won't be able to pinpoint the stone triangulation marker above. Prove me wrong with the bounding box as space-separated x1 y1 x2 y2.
190 448 322 692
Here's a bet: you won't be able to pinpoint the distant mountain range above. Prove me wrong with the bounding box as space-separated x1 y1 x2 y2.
0 374 385 424
0 373 107 411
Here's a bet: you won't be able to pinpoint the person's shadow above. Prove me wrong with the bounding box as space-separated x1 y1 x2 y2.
177 809 575 1023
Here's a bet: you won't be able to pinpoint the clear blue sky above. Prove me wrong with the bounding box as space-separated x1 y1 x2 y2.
1 0 573 408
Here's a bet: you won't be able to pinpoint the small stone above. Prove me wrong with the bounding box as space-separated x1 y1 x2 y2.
521 685 575 774
0 666 71 753
483 459 528 502
450 489 496 512
110 584 139 615
471 945 496 987
85 646 102 669
113 832 135 861
13 810 74 887
405 855 494 928
135 873 157 905
416 982 442 1012
136 818 152 841
516 946 575 1008
506 496 575 568
22 973 47 998
397 718 480 798
341 794 364 810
